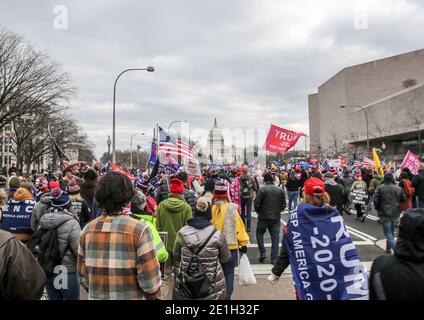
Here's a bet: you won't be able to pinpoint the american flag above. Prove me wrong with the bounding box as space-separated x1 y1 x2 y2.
354 156 374 170
159 127 197 161
318 160 330 173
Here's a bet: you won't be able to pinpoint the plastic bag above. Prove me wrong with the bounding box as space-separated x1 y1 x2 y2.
238 254 257 286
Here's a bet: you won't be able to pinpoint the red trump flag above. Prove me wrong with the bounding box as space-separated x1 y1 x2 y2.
264 124 306 153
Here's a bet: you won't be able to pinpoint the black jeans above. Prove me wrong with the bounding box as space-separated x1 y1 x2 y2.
256 219 280 263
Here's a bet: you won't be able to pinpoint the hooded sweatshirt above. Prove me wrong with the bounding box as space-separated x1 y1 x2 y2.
370 208 424 299
0 187 35 242
156 194 193 253
39 209 81 273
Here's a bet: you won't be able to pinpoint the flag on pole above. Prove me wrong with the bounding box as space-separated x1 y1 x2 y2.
47 124 69 170
158 127 197 161
148 142 158 166
372 148 384 176
318 160 330 173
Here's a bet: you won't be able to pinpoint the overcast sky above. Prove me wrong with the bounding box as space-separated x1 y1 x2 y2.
1 0 424 159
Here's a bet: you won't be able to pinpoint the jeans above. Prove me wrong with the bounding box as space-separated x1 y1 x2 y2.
240 197 252 230
222 249 238 300
364 193 372 216
355 203 364 218
45 271 80 300
380 216 398 253
256 220 280 263
287 191 299 211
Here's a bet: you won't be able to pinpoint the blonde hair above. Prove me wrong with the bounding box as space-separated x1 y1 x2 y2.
0 189 8 207
70 194 83 202
303 192 331 207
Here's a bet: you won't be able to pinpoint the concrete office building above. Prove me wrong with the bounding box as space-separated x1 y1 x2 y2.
308 49 424 161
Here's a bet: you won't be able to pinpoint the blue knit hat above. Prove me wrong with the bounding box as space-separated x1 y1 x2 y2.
50 187 72 210
383 172 394 183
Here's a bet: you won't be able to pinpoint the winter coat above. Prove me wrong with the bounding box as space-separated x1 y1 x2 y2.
0 230 46 300
369 208 424 300
80 179 97 211
340 176 354 196
369 175 383 194
31 190 51 231
324 180 347 213
399 179 414 212
155 181 169 205
131 212 169 263
373 182 407 219
157 195 193 254
173 217 230 300
39 209 81 273
285 177 300 192
412 170 424 201
254 182 286 221
239 174 255 199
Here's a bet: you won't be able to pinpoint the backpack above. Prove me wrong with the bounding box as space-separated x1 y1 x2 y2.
28 226 64 277
177 229 217 299
240 176 251 198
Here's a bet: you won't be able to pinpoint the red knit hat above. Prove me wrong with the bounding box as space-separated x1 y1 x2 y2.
49 181 60 189
213 181 229 198
170 178 184 195
304 178 325 196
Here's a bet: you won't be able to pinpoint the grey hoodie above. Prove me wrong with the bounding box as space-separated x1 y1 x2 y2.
31 191 52 231
39 210 81 273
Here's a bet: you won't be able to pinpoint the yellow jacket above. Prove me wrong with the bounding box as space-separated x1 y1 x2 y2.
211 202 249 250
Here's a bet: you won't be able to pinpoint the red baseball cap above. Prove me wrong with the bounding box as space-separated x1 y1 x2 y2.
169 178 184 195
304 178 325 196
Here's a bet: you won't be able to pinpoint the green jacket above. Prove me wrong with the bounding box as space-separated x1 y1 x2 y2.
369 175 383 193
131 212 169 263
156 195 193 254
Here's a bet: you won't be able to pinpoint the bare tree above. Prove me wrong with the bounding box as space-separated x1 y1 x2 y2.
0 28 75 130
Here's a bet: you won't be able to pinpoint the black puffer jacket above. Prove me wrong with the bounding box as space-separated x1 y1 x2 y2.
254 183 286 221
369 208 424 300
412 170 424 201
173 217 230 300
373 181 407 219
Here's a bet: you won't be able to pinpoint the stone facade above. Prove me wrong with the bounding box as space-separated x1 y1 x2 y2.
309 48 424 160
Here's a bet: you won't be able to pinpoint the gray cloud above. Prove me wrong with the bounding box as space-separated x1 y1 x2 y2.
1 0 423 159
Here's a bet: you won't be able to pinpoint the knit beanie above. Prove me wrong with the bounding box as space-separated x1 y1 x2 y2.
213 181 229 198
170 178 184 195
50 187 72 210
8 176 21 191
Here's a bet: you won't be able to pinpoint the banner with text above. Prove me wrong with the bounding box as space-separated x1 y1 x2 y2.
401 150 421 175
264 124 306 153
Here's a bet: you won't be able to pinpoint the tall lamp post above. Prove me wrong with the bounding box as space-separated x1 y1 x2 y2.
130 132 146 168
340 105 370 156
112 66 155 164
107 135 111 160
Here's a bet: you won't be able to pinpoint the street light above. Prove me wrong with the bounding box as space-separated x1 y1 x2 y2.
340 105 370 156
112 66 155 164
107 135 112 160
168 119 188 133
130 132 146 168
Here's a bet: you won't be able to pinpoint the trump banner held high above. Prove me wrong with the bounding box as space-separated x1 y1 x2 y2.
264 124 306 153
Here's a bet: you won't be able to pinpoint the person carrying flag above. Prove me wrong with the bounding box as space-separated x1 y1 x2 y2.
268 177 368 300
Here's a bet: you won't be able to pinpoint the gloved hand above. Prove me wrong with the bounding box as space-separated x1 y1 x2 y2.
268 272 280 285
239 246 248 255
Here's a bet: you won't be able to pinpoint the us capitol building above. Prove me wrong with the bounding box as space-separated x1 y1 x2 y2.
201 118 252 165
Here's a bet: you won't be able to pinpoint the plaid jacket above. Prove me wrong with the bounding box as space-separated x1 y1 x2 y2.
77 215 161 300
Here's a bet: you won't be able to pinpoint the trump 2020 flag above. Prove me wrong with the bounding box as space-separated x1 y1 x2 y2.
264 124 306 153
148 142 158 166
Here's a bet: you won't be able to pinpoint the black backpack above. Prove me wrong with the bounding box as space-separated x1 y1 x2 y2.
177 229 217 299
28 223 65 277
